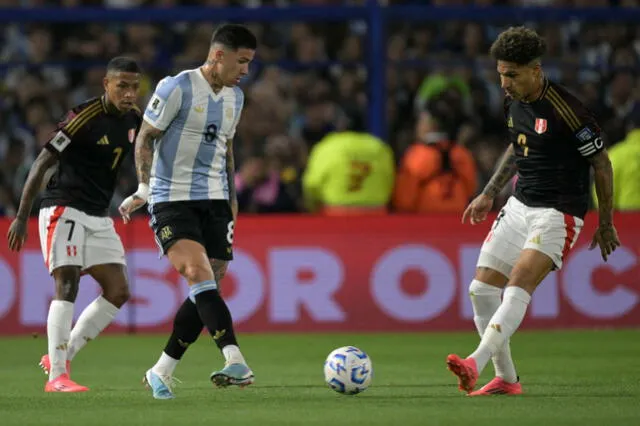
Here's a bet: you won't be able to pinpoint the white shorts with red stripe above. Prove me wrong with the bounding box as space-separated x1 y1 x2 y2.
477 196 583 277
38 206 126 274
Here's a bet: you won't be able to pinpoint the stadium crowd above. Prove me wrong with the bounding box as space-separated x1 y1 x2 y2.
1 0 639 216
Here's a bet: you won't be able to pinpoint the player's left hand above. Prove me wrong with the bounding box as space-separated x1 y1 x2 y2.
7 218 28 252
589 223 621 262
119 183 149 224
462 193 494 225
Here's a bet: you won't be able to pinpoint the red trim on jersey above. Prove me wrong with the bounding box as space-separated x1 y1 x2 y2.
45 206 66 269
562 214 576 261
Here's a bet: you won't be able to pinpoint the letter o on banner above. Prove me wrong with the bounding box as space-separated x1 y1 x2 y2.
225 248 265 323
563 246 638 319
371 245 456 322
0 258 16 320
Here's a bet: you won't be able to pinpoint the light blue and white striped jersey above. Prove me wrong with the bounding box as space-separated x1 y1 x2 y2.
143 68 244 204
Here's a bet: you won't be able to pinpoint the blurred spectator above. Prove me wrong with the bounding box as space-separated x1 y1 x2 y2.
0 184 16 216
0 1 639 216
302 131 395 215
592 112 640 210
393 99 477 213
236 135 304 214
414 73 471 114
1 139 31 209
599 69 640 146
291 93 343 148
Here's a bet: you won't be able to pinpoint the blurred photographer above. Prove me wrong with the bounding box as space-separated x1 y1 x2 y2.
393 92 477 213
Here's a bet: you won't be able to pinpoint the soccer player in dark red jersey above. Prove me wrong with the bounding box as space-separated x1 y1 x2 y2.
446 27 621 396
7 57 142 392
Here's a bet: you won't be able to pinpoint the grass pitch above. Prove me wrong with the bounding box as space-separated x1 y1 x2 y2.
1 330 639 426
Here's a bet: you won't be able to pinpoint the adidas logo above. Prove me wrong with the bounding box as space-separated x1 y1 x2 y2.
97 136 110 145
529 235 541 244
194 105 205 113
213 329 226 340
507 116 514 128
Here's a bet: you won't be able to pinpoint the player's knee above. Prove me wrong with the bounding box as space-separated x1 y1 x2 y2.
104 283 130 308
180 262 213 284
469 278 503 296
508 265 539 294
112 286 130 308
474 267 509 288
53 267 81 302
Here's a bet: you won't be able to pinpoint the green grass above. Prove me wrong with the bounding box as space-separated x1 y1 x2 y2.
1 330 639 425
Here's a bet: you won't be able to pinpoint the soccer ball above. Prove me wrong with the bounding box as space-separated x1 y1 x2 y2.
323 346 373 395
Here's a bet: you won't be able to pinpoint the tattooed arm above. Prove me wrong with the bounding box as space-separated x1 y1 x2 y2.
119 121 164 222
226 138 238 220
482 144 517 198
135 121 163 185
462 144 517 225
587 150 620 261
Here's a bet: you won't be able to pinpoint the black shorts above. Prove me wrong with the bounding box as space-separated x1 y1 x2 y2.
149 200 234 261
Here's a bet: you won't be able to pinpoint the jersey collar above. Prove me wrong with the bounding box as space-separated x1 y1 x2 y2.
197 67 225 101
101 95 121 115
531 78 550 103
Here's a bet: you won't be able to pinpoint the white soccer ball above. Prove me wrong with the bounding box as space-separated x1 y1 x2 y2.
323 346 373 395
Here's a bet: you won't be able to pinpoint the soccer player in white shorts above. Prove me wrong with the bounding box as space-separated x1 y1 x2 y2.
445 27 621 396
7 57 142 392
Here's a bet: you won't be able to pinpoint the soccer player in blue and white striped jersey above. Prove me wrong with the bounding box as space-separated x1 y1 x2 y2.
119 24 256 399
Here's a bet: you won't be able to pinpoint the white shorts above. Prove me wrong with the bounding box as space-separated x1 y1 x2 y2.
38 206 126 274
477 196 583 277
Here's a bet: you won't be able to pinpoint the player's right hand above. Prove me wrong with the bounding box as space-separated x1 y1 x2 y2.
589 223 621 262
7 218 28 252
119 183 149 224
462 194 494 225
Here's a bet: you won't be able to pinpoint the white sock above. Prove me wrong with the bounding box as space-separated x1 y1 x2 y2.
470 280 502 337
67 296 120 361
47 300 74 381
469 286 531 375
152 352 180 377
493 338 518 383
222 345 246 366
469 280 518 383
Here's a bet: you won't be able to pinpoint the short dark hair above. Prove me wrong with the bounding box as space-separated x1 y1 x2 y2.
211 23 257 51
490 26 546 65
107 56 142 74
